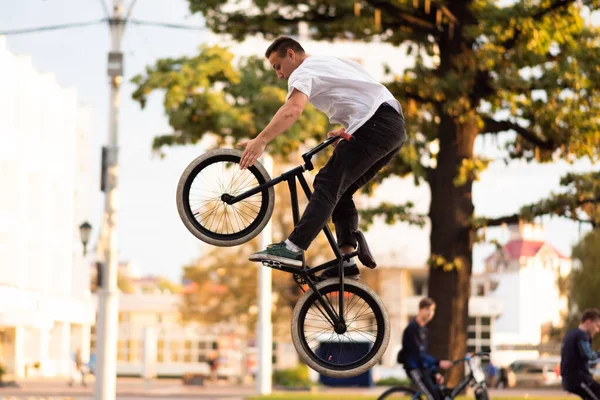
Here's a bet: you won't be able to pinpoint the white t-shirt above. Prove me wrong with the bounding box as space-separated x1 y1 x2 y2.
286 55 402 135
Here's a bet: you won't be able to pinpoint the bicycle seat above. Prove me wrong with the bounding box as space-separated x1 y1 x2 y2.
352 230 377 269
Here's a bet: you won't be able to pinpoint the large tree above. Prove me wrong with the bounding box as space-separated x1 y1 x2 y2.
175 0 600 382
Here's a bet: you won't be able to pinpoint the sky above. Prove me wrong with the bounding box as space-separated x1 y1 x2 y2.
2 0 598 282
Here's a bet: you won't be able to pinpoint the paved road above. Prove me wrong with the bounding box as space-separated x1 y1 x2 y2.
0 377 577 399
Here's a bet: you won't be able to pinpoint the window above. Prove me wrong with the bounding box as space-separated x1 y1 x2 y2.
467 316 494 356
170 341 181 362
184 340 193 363
157 340 165 362
117 340 128 362
477 284 485 296
414 281 425 295
128 339 141 363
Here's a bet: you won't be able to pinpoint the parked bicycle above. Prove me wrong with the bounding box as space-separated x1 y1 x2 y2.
377 352 491 400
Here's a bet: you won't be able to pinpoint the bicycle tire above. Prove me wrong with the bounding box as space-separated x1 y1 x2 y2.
291 278 390 378
176 148 275 247
377 386 422 400
474 384 490 400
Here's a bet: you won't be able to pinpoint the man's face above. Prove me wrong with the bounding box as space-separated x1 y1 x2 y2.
419 305 436 325
268 49 298 80
585 319 600 337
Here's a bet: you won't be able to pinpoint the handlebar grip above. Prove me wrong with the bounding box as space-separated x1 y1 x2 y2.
338 131 353 141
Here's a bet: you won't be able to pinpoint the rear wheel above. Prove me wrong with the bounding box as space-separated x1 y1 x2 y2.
291 278 390 378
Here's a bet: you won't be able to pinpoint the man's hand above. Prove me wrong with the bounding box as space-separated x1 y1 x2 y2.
327 127 346 147
238 137 267 170
435 373 444 385
439 360 453 369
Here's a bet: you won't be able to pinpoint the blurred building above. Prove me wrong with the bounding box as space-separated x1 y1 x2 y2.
90 289 294 380
484 223 571 367
0 36 95 378
361 267 503 370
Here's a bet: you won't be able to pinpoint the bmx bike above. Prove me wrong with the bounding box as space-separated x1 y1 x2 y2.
176 134 390 378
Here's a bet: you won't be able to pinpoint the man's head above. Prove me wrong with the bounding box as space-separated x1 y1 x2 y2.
580 308 600 337
265 36 306 80
417 297 436 325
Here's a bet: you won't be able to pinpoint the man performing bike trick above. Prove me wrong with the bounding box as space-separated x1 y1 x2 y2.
561 309 600 399
397 297 453 400
238 36 407 279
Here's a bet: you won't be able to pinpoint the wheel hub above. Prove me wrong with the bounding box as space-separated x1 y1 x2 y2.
221 193 234 204
334 322 347 334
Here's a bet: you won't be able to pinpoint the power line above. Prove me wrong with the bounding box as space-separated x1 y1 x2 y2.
130 19 207 31
0 19 107 35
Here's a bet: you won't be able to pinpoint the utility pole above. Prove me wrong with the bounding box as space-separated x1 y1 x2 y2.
256 154 273 395
95 1 124 399
1 5 206 400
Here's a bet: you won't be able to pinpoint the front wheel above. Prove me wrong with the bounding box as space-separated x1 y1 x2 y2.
176 148 275 247
377 386 423 400
290 278 390 378
474 384 490 400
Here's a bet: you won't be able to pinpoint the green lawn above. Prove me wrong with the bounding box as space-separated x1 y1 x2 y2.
246 395 572 400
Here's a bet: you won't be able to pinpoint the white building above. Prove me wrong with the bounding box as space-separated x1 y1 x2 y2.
483 223 571 367
359 267 503 370
0 36 95 378
90 290 294 380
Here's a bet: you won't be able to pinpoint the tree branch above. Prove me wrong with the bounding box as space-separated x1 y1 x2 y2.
394 85 441 105
481 117 555 150
364 0 445 36
503 0 576 50
474 195 600 229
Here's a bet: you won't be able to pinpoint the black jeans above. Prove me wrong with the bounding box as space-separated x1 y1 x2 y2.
564 374 600 400
407 368 442 400
288 102 406 250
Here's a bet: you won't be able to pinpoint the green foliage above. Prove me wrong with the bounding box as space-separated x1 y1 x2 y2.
359 201 427 230
428 254 467 272
131 45 330 155
520 171 600 228
179 1 600 180
272 364 312 388
375 376 411 386
563 229 600 343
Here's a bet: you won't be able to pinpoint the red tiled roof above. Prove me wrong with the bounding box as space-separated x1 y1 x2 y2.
485 239 567 263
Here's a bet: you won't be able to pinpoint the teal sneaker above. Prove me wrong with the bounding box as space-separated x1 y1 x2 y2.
249 242 304 267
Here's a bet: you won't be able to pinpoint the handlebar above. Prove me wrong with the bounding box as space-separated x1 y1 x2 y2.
449 352 490 367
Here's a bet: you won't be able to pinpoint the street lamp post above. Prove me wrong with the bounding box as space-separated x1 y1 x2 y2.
79 221 92 256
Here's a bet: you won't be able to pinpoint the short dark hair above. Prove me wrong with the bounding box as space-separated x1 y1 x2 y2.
265 36 305 58
581 309 600 323
419 297 435 310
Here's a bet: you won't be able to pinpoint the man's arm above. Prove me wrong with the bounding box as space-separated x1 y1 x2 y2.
578 339 599 362
257 89 308 143
239 89 308 169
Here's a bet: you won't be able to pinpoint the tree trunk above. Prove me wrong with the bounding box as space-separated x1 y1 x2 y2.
427 115 478 385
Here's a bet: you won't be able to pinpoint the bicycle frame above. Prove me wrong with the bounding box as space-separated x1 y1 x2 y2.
410 353 489 400
223 135 356 328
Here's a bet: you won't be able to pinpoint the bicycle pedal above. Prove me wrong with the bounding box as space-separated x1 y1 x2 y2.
262 260 283 269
